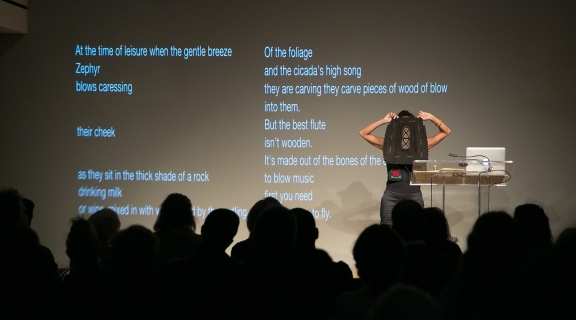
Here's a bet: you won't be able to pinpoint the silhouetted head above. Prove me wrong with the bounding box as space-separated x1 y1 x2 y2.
291 207 318 250
0 188 27 229
466 211 526 262
154 193 196 232
0 224 40 247
249 205 296 261
66 217 100 268
88 208 121 247
392 200 426 242
246 197 281 232
554 227 576 267
424 207 456 245
22 198 34 227
513 204 553 250
369 284 441 320
353 224 405 289
201 208 240 251
110 225 158 273
397 110 415 118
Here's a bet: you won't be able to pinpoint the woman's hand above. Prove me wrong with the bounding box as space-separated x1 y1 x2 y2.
382 112 397 124
417 111 434 121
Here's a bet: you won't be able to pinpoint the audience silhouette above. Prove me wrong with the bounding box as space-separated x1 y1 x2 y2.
552 227 576 318
154 193 202 265
369 284 441 320
231 196 281 262
0 188 60 319
392 200 457 298
290 208 353 319
334 224 405 320
22 197 35 227
220 205 302 319
441 211 527 319
1 186 575 320
88 208 121 268
0 187 28 229
171 208 241 319
107 225 166 319
63 217 105 319
423 207 462 260
514 204 553 252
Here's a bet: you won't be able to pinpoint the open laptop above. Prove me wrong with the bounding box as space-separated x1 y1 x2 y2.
465 147 506 175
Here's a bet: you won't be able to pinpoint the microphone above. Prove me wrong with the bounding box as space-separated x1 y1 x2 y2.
449 153 468 167
448 153 491 171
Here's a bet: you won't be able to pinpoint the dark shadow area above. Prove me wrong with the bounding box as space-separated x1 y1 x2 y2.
324 181 380 235
0 34 25 56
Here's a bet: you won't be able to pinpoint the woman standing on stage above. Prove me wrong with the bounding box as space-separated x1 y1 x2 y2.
359 110 451 225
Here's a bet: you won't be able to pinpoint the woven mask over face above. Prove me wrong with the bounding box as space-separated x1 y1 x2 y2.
383 117 428 165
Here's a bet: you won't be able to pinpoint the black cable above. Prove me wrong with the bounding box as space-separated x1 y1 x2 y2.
488 170 512 187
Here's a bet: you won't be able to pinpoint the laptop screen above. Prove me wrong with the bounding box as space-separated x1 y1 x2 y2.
466 147 506 173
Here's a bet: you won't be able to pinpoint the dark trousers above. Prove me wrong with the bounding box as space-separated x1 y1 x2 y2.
380 189 424 225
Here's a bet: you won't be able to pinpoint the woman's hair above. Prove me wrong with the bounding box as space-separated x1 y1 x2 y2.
397 110 415 118
88 208 121 246
513 204 553 249
110 225 158 273
0 188 26 229
466 211 525 260
153 193 196 232
66 217 100 266
246 197 281 232
424 207 457 244
353 224 406 288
